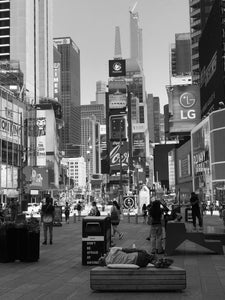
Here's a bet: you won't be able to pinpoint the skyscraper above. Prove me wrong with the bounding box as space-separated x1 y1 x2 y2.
189 0 215 84
0 0 54 102
54 37 81 157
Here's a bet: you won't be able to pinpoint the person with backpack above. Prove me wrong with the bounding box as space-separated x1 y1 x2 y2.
110 200 123 239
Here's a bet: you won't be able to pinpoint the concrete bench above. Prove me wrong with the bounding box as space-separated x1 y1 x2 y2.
90 265 186 291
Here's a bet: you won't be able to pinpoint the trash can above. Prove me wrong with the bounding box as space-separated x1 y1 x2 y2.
185 207 193 223
82 216 111 265
0 224 16 263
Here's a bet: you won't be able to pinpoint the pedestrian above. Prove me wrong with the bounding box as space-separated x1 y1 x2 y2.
146 202 153 241
64 202 70 223
76 201 82 220
41 197 55 245
88 201 100 216
98 247 173 268
142 203 147 224
0 203 5 223
190 192 203 231
9 198 19 221
149 199 165 254
110 200 123 239
209 203 214 216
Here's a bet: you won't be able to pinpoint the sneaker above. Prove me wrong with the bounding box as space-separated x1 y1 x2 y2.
119 233 124 240
42 241 47 245
146 237 150 241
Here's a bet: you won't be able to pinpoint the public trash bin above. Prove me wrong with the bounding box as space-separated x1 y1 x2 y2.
0 224 16 262
185 207 193 223
82 216 111 265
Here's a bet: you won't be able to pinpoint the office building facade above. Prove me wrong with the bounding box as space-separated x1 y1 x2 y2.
54 37 81 157
0 0 54 102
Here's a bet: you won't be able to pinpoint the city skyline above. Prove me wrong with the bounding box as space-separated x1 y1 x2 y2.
53 0 190 111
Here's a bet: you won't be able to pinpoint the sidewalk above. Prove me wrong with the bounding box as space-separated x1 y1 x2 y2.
0 214 225 299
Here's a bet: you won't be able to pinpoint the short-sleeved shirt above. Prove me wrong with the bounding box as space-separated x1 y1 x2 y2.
105 248 138 265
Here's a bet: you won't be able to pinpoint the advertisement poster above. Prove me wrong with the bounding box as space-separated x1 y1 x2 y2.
53 206 62 224
36 110 46 166
191 118 211 195
109 141 128 173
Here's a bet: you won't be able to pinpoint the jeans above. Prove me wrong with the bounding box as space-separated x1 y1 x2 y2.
192 207 202 227
43 222 53 242
150 224 163 252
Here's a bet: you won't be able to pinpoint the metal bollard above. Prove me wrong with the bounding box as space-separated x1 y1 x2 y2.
135 213 138 224
73 213 76 223
127 213 130 223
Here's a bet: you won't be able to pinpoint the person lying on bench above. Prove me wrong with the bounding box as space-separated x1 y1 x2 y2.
99 247 173 268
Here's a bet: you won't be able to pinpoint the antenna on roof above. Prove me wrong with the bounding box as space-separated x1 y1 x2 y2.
129 1 138 14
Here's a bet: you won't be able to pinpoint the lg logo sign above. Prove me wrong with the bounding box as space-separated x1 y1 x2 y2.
179 92 196 120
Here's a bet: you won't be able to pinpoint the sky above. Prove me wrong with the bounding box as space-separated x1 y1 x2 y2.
53 0 190 111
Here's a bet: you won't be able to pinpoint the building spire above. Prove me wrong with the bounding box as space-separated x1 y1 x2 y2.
114 26 122 59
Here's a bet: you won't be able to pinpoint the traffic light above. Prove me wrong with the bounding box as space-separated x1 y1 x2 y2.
109 115 127 140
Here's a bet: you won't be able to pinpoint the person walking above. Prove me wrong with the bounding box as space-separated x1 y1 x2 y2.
110 200 123 239
64 202 70 224
76 201 82 221
190 192 203 231
149 199 164 254
142 203 147 224
41 197 55 245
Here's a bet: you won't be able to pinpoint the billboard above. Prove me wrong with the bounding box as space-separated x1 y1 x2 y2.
36 110 46 166
109 59 126 77
199 0 224 116
191 118 211 194
0 98 23 144
167 85 201 134
109 141 128 173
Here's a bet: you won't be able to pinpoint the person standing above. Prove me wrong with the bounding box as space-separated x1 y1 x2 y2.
142 203 147 224
190 192 203 231
88 201 100 216
149 199 164 254
64 202 70 224
76 201 82 220
110 200 123 239
41 197 55 245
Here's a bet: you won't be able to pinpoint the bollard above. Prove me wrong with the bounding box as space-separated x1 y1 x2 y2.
73 212 76 223
135 213 138 224
127 212 130 223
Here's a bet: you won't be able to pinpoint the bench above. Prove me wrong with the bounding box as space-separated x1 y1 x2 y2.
90 265 186 291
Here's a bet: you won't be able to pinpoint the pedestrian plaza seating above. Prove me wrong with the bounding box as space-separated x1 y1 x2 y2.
165 222 224 255
90 265 186 291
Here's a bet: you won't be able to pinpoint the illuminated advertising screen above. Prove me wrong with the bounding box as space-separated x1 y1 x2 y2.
36 110 46 166
132 132 145 158
109 141 128 173
191 118 211 194
199 0 224 116
109 59 126 77
108 80 127 109
167 85 201 134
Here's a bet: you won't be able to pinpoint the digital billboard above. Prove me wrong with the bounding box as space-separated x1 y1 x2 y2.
199 0 225 116
109 59 126 77
191 118 211 195
167 85 201 134
109 141 128 173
